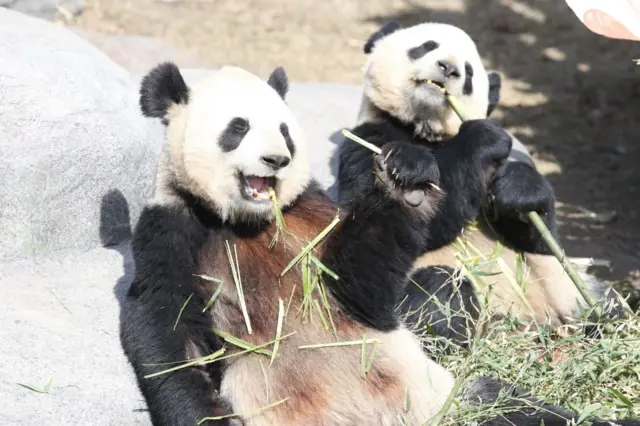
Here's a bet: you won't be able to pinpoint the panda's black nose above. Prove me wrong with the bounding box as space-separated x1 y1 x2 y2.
261 155 290 170
438 60 460 78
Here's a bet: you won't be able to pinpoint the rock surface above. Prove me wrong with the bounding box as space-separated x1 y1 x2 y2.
1 0 84 19
0 242 149 426
71 29 203 75
0 7 164 261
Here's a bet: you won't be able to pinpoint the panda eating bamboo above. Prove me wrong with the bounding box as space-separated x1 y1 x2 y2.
119 61 639 426
337 21 628 349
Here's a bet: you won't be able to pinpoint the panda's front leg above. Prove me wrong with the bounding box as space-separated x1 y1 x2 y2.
486 160 558 254
321 141 444 332
120 204 240 426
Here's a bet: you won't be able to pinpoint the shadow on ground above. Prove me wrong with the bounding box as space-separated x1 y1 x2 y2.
99 189 136 308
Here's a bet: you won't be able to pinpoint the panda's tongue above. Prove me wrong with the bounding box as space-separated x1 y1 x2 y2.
247 176 268 193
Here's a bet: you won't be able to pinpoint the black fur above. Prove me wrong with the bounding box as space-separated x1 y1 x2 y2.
140 62 189 125
407 40 440 60
379 141 441 188
218 117 250 152
323 204 433 329
403 266 479 350
487 72 501 117
120 201 232 426
363 21 400 54
463 61 474 95
485 161 557 254
338 116 512 251
280 122 296 157
267 66 289 100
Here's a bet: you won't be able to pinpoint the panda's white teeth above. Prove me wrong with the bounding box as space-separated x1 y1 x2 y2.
413 78 446 90
245 176 277 201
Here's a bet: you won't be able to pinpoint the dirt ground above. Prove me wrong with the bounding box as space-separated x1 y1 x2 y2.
66 0 639 289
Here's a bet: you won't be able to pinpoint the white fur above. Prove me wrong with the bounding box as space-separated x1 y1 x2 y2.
358 22 490 140
160 66 311 224
219 326 455 426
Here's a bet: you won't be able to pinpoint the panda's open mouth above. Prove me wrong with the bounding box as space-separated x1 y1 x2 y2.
413 78 446 90
239 174 277 202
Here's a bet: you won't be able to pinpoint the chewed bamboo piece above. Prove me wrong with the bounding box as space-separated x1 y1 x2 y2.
424 79 469 121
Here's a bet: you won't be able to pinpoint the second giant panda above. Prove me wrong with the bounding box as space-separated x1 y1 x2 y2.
119 61 639 426
337 21 627 349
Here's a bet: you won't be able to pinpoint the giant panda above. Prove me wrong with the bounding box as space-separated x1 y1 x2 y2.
337 21 627 350
119 61 639 426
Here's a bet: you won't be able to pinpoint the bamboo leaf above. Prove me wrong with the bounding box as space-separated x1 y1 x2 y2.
281 213 340 277
213 328 272 356
202 282 224 313
173 293 193 331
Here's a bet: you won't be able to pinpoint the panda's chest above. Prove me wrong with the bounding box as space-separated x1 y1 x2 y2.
195 230 452 426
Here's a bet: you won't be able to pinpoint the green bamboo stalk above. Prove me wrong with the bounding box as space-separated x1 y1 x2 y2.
527 211 597 308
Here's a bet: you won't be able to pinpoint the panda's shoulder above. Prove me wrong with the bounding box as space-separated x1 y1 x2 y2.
131 197 209 256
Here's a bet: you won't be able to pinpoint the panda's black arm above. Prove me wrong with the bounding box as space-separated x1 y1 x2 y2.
485 160 559 254
324 139 442 332
335 129 377 208
120 204 232 426
321 189 429 331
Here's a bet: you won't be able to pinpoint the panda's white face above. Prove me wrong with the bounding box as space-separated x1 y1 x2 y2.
158 66 310 224
360 22 494 140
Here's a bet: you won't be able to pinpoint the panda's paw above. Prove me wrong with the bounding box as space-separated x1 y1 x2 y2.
458 119 512 166
491 162 555 218
375 141 442 208
377 141 440 189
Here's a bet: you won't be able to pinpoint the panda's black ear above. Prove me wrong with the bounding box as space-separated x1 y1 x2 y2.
364 21 400 54
487 71 501 117
267 66 289 100
139 62 189 124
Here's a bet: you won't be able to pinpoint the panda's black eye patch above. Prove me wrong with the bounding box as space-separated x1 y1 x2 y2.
230 117 250 133
280 122 296 157
407 40 439 61
465 62 474 77
219 117 250 152
463 61 474 95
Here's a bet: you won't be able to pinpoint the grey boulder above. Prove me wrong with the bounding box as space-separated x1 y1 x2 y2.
0 7 164 262
1 0 84 19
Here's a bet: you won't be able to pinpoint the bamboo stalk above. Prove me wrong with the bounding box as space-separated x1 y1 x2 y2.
527 211 597 308
341 129 382 154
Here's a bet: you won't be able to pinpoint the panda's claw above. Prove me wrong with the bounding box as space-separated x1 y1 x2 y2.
385 149 394 161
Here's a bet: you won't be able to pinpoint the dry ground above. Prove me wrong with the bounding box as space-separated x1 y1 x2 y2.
67 0 639 288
